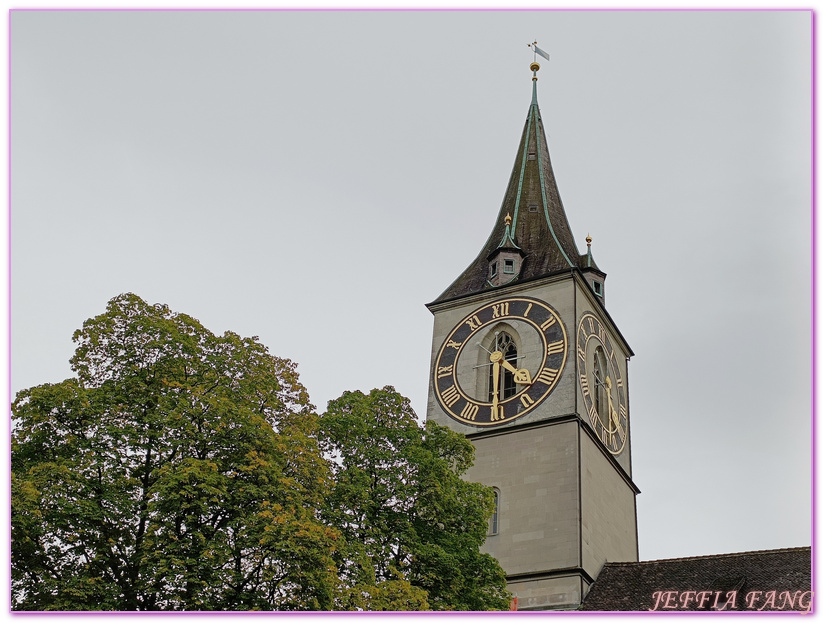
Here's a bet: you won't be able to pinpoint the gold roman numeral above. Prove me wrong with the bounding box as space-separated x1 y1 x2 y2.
446 339 462 350
460 402 479 421
441 385 460 408
492 302 510 318
546 341 565 356
520 394 535 408
490 405 505 422
524 303 533 317
537 367 559 385
618 405 628 441
540 316 557 331
436 365 453 379
579 373 590 396
466 315 482 331
616 419 626 442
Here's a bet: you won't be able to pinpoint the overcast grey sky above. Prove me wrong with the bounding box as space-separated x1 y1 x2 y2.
10 9 812 565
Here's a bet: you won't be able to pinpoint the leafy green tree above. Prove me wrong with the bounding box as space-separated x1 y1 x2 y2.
319 387 511 611
12 293 338 610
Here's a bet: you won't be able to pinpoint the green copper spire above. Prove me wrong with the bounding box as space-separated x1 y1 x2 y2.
432 60 596 304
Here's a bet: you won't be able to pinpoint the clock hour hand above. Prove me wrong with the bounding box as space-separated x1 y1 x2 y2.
500 359 533 385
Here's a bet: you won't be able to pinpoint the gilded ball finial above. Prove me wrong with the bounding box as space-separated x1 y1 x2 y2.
530 61 540 73
505 213 512 226
586 234 592 247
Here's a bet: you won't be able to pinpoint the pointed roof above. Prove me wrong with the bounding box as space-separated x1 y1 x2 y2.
492 213 522 255
432 64 593 305
584 234 603 272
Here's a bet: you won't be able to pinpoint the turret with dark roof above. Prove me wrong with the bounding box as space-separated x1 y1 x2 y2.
432 62 597 305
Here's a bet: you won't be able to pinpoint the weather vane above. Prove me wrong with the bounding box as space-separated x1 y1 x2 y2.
528 40 551 63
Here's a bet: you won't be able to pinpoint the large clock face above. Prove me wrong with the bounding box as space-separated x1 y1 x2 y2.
577 313 628 455
433 297 568 427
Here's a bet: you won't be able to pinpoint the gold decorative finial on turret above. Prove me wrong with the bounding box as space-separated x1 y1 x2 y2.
505 213 512 226
586 234 592 247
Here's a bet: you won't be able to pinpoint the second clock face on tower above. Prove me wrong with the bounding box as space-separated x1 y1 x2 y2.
433 297 568 427
577 313 628 455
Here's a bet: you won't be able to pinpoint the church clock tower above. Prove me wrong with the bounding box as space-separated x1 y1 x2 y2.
425 62 639 611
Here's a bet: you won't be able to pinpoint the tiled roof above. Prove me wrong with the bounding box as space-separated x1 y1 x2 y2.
430 74 588 305
579 546 812 612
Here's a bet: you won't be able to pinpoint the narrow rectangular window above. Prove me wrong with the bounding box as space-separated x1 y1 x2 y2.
489 489 500 535
504 259 515 274
490 262 498 278
593 281 603 296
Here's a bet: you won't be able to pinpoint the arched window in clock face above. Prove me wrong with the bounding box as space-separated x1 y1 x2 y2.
488 331 518 401
593 346 608 418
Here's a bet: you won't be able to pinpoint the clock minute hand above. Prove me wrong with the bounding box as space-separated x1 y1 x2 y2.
491 359 500 420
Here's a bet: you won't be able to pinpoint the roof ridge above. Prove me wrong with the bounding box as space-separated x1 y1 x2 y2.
603 546 811 567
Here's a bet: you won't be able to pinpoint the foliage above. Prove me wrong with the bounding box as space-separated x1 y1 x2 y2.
11 293 338 610
319 387 511 611
12 295 510 611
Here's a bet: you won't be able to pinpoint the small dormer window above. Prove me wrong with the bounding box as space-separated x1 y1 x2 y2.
528 152 536 161
490 262 498 278
593 280 603 296
504 259 515 274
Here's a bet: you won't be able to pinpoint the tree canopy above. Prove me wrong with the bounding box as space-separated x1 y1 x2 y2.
319 387 511 611
12 293 337 610
12 293 509 611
